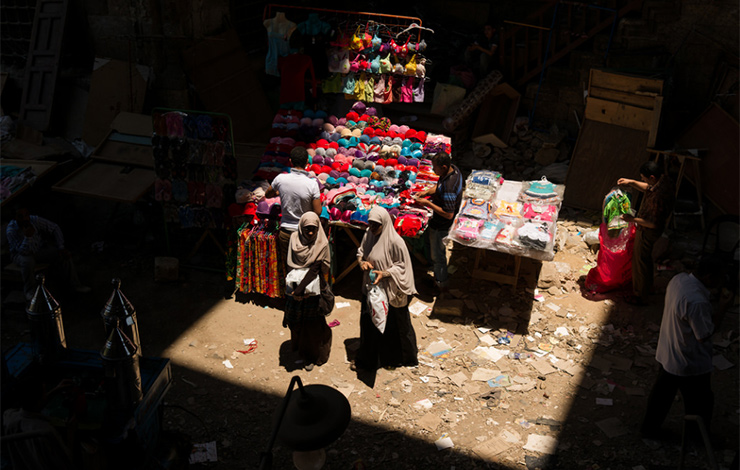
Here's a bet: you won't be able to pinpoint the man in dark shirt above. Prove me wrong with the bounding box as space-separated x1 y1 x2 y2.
618 161 675 305
465 23 499 77
412 153 463 293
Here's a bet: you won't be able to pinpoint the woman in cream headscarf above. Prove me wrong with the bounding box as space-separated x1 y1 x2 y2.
354 206 418 370
283 212 332 371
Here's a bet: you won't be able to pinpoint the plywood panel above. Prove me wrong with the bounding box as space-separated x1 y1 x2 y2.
678 104 740 215
589 69 664 95
589 86 657 109
52 161 154 203
82 59 148 147
584 97 655 131
93 138 153 168
564 119 651 211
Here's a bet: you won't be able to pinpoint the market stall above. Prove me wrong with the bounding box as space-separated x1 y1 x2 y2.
445 172 565 288
232 100 454 296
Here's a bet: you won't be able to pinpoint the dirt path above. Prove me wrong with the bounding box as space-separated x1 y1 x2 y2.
2 218 737 470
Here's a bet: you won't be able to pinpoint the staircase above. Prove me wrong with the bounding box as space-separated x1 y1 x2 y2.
499 0 645 87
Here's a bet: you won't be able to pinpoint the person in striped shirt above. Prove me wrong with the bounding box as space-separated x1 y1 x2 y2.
412 152 464 293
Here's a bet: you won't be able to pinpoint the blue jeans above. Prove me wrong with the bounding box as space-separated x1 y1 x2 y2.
427 227 449 288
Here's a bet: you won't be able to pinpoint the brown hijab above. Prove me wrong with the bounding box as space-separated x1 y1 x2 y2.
288 212 330 272
357 206 416 299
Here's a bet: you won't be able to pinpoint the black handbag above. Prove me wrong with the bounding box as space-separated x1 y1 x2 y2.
318 276 335 315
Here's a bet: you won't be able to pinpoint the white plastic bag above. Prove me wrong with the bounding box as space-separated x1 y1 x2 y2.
285 268 320 296
366 283 388 333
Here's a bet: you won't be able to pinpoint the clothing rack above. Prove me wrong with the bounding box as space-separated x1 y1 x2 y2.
263 4 424 42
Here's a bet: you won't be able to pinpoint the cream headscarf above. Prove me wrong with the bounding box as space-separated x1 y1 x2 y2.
288 212 330 272
357 206 416 300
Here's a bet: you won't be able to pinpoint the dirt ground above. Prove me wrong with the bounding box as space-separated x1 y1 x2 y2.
1 198 738 470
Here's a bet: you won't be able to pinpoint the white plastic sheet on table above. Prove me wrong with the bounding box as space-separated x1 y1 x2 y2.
443 179 566 262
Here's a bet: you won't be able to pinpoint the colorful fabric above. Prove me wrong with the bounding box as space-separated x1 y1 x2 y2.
237 223 284 298
602 189 632 230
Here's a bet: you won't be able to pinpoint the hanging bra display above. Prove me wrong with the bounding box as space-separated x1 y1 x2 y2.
152 109 237 229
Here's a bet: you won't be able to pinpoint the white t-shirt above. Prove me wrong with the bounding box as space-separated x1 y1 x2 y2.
656 273 714 376
271 170 320 231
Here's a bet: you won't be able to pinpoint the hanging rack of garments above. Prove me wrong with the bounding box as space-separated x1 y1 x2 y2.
263 4 424 42
237 220 284 298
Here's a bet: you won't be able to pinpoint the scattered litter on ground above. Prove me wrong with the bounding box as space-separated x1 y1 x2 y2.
189 441 218 464
409 301 431 316
434 434 454 450
426 340 453 358
523 434 559 454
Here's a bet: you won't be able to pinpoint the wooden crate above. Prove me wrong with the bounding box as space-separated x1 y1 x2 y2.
564 70 664 211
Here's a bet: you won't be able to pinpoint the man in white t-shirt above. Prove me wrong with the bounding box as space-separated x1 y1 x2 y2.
266 147 321 272
641 256 730 440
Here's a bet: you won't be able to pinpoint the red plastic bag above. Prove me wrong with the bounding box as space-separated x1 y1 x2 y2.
585 223 636 293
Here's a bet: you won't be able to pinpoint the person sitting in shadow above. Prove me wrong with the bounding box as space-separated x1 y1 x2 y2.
464 22 499 79
6 205 91 301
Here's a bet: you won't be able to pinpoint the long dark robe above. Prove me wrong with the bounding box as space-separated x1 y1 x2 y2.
355 295 418 369
284 261 332 365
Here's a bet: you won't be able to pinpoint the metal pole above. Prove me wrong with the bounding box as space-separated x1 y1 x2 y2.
259 376 306 470
604 11 618 63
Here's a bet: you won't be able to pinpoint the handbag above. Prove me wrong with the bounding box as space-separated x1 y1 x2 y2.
366 283 388 333
318 276 335 315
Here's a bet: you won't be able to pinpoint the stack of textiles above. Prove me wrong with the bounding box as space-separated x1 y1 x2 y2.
247 101 441 235
0 165 36 201
446 173 564 261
